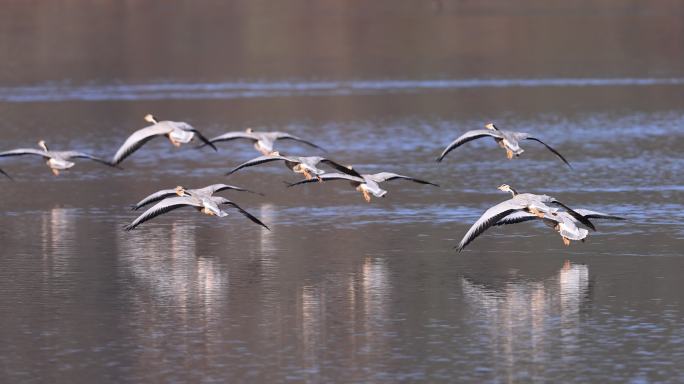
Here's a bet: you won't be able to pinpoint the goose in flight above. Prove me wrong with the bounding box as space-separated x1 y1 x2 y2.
131 183 263 211
288 171 439 202
437 123 571 167
0 140 116 176
456 184 594 251
124 192 269 231
204 128 326 155
112 114 216 165
494 208 624 245
225 152 359 180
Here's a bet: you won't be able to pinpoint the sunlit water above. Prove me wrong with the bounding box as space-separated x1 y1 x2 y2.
1 1 683 383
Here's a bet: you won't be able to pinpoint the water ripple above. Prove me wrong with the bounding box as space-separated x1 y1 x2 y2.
2 77 684 102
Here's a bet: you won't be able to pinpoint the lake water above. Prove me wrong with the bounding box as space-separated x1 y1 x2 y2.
1 1 683 382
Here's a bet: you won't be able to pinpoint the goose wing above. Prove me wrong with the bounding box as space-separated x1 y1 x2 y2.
523 136 572 168
131 189 178 210
180 127 216 151
0 168 12 180
112 125 173 165
225 154 289 176
273 132 327 152
366 172 439 187
457 199 525 252
203 183 264 196
212 197 270 230
124 197 200 230
319 159 362 177
205 132 257 147
59 151 119 168
492 211 538 226
549 201 596 230
287 172 364 187
437 130 502 162
0 148 50 159
574 209 625 221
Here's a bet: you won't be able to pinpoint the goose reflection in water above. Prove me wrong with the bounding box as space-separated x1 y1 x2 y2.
298 256 391 377
461 261 589 380
116 222 228 318
40 208 77 279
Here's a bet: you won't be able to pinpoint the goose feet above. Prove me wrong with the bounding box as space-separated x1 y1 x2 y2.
362 190 371 203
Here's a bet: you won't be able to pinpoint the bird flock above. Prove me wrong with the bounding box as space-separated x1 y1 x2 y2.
0 115 624 251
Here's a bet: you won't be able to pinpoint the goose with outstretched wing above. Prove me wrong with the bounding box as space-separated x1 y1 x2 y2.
437 123 571 168
131 183 262 211
112 114 216 165
225 152 359 181
0 140 117 176
288 171 439 202
494 208 624 245
124 193 269 231
204 128 326 155
456 184 594 251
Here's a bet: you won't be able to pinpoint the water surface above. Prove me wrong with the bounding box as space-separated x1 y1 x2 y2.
1 1 683 383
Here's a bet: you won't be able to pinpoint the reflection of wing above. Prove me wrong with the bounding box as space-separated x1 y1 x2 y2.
457 199 526 252
274 133 327 152
112 125 172 165
124 197 200 230
132 189 178 210
366 172 439 187
225 155 289 176
524 137 572 168
212 197 270 230
437 130 502 162
574 209 625 221
319 159 362 177
287 172 365 187
59 151 118 168
0 148 50 159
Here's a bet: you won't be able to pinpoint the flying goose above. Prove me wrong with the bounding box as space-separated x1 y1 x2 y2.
288 171 439 202
112 114 216 165
437 123 571 167
494 208 624 245
225 152 360 180
124 193 269 231
0 140 116 175
456 184 594 251
131 183 263 211
204 128 326 155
